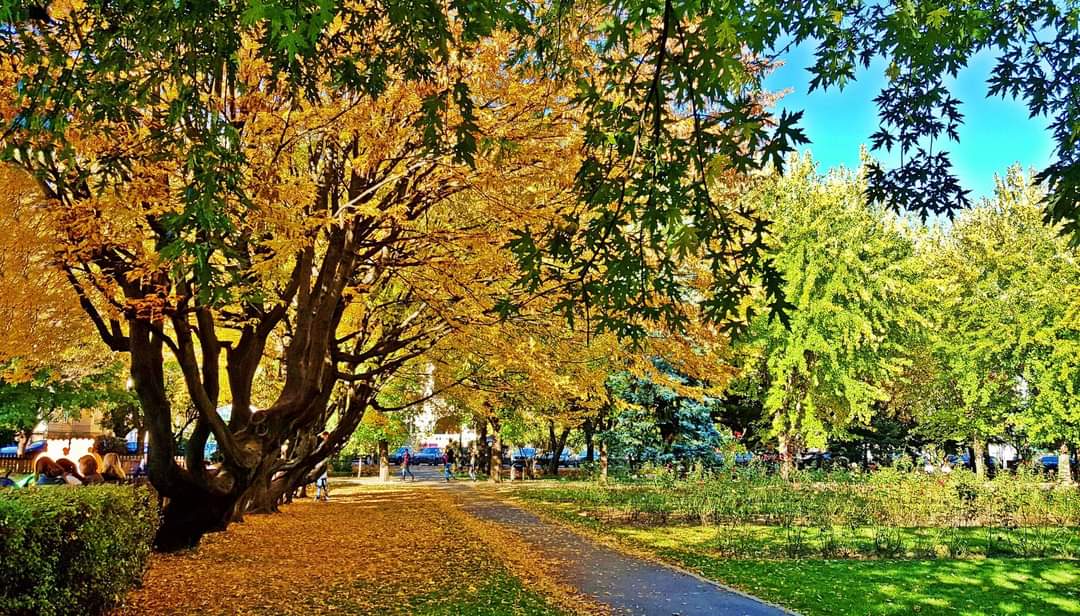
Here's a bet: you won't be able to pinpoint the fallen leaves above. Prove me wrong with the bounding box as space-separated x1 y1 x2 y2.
111 482 598 615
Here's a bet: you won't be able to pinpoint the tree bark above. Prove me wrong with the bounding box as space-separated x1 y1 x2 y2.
1059 443 1073 485
378 439 389 482
546 423 570 476
477 421 490 474
583 419 595 462
973 435 988 480
599 440 609 484
489 424 502 483
155 484 238 553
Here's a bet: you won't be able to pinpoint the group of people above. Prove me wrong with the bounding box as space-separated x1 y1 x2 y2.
398 446 461 482
6 452 131 487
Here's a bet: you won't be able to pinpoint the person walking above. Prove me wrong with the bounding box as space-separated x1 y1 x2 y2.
315 465 330 501
315 431 331 501
468 441 478 481
443 447 456 482
401 449 415 481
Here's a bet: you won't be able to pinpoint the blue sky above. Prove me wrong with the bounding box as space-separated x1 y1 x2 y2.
763 43 1055 201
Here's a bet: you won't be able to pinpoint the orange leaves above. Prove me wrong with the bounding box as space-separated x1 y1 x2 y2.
111 482 592 615
0 165 107 369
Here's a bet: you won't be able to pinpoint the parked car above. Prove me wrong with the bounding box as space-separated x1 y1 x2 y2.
946 453 1000 475
511 447 537 466
0 440 46 457
388 446 413 465
797 451 850 470
413 447 443 465
1038 453 1079 473
537 449 579 468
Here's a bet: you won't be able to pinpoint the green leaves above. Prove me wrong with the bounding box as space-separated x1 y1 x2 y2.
0 362 132 433
925 169 1080 447
2 0 1076 338
734 155 921 449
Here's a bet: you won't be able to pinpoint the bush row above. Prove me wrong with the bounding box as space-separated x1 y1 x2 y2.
519 465 1080 529
0 485 158 616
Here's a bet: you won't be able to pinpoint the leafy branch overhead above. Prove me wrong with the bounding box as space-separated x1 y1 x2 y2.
1 0 1076 333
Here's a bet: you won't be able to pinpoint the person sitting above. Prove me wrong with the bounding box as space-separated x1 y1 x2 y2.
33 457 65 486
55 458 84 485
100 453 128 484
79 455 105 485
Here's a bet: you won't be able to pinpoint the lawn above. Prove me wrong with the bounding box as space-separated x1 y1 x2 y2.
655 543 1080 616
512 481 1080 615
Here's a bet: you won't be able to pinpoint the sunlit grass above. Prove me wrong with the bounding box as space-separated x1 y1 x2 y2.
515 482 1080 615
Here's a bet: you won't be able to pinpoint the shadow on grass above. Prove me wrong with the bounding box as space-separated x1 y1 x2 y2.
666 551 1080 616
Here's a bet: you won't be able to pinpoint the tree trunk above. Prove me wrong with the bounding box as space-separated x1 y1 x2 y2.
378 439 389 482
476 421 489 474
1059 443 1073 485
547 424 570 476
599 440 609 484
154 482 240 552
489 428 502 483
242 481 279 516
779 434 799 481
973 436 988 480
583 419 595 462
546 421 557 474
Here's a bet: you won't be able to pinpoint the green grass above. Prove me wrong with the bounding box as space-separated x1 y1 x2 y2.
670 552 1080 616
513 485 1080 615
524 497 1080 559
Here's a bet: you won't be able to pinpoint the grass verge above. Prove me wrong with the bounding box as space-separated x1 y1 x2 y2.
510 486 1080 616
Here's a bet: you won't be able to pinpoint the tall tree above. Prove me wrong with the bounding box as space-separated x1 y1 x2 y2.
0 27 579 549
733 156 923 478
923 169 1080 479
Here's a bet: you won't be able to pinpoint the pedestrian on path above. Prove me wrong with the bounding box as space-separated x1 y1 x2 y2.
444 447 456 482
315 467 329 501
401 450 415 481
315 431 331 501
468 441 478 481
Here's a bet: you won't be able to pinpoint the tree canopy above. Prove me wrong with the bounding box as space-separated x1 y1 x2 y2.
1 0 1075 334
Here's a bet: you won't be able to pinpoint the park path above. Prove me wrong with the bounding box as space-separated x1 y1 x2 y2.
401 467 793 616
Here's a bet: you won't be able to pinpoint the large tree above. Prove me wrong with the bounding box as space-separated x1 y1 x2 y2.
0 27 578 549
922 169 1080 479
733 156 923 478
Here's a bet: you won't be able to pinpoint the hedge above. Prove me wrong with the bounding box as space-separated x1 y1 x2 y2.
0 485 158 616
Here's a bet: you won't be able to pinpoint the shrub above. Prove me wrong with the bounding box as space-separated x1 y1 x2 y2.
0 485 158 616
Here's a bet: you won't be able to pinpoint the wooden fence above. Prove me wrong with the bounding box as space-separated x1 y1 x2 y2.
0 454 158 476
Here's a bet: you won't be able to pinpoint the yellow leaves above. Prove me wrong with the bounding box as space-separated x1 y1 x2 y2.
113 483 593 616
47 0 85 20
0 165 108 367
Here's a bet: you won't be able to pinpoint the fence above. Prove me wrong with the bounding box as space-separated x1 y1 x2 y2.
0 454 155 476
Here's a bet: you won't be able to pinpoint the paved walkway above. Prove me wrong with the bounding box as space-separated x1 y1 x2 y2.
376 467 792 615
